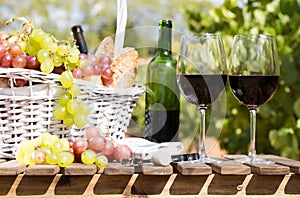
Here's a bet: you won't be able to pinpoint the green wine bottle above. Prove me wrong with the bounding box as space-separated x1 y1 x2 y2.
144 20 180 143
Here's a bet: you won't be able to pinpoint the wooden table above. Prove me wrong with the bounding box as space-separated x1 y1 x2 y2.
0 154 300 197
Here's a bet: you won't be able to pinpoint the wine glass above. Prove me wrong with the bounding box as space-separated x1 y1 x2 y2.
228 34 280 164
177 34 227 163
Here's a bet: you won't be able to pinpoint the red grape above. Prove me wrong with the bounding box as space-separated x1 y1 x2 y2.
73 137 88 155
82 64 94 77
1 52 13 68
102 67 114 78
12 55 27 68
26 55 40 70
14 78 28 87
0 44 6 58
32 149 47 164
93 64 102 75
88 55 98 65
101 139 114 156
86 126 100 140
101 75 113 86
98 54 111 66
79 53 88 60
72 67 83 79
88 136 106 152
9 44 22 57
68 139 74 148
113 145 132 162
53 66 65 74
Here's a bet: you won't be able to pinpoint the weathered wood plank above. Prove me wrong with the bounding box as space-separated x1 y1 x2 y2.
245 163 290 175
174 162 212 175
104 163 134 175
25 164 60 175
210 161 251 175
0 160 26 175
64 163 97 175
259 155 300 174
141 163 173 175
224 154 290 175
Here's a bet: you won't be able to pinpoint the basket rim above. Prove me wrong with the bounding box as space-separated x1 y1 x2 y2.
0 68 145 96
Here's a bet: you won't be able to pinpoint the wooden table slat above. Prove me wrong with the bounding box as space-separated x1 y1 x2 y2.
26 164 60 175
104 163 135 175
63 163 97 175
174 162 212 175
0 160 26 175
141 163 173 175
259 154 300 174
210 161 251 175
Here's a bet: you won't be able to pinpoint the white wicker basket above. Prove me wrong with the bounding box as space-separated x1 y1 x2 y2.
0 68 144 159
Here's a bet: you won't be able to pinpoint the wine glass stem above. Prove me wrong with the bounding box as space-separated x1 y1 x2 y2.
198 107 207 160
249 108 257 160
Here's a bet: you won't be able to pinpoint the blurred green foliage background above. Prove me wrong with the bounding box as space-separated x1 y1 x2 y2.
1 0 299 159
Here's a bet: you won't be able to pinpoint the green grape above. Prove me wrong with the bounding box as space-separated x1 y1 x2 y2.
79 102 91 116
67 48 80 63
42 134 59 148
95 155 108 168
69 84 81 97
41 132 51 146
40 34 54 50
40 147 52 155
79 58 90 68
54 105 68 120
67 62 77 71
61 70 73 88
23 151 35 166
51 141 63 154
57 152 74 167
46 153 58 165
57 44 70 56
52 54 63 66
66 99 81 115
26 37 41 55
25 42 38 56
37 49 50 62
59 92 72 106
67 99 75 115
19 140 35 153
48 42 58 53
33 136 42 147
31 28 46 42
59 138 70 151
63 114 74 127
40 58 54 74
16 150 25 163
81 149 96 165
74 113 88 128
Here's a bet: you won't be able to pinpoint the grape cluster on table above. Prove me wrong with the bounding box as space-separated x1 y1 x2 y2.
16 126 133 168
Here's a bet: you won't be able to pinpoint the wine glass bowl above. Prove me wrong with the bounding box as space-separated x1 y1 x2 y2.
228 34 280 163
177 34 227 162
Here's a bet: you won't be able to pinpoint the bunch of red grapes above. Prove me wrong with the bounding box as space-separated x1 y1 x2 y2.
0 20 114 87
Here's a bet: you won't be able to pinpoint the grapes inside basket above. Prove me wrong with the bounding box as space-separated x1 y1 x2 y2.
0 17 144 159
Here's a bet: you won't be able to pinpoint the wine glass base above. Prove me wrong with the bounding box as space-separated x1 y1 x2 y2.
235 156 275 164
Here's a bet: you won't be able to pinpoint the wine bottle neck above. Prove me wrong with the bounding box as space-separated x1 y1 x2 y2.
71 25 88 54
157 25 172 56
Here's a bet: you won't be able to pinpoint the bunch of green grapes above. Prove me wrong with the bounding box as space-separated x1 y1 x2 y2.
16 132 74 167
16 132 109 168
54 73 91 128
6 18 91 128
